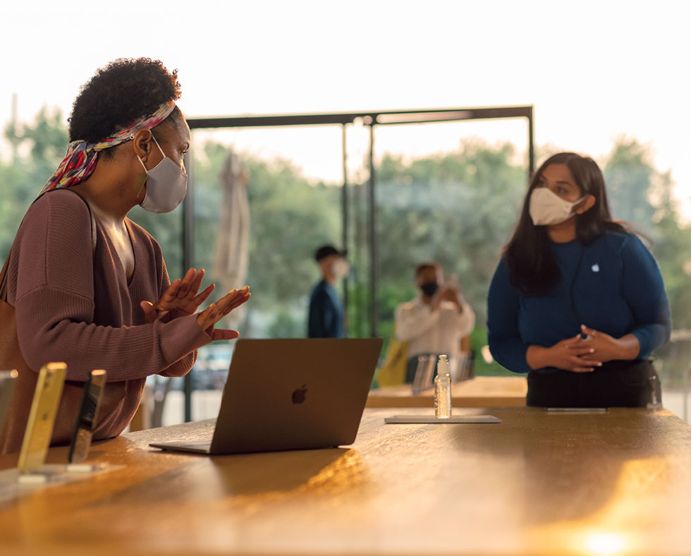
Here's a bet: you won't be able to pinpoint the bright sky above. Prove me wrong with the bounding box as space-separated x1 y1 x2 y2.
1 0 690 215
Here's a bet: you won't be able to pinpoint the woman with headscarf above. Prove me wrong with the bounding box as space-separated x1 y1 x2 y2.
0 58 250 453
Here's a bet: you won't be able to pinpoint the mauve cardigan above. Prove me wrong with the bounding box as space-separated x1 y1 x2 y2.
2 189 210 450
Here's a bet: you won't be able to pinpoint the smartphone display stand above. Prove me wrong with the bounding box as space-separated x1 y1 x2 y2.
16 363 66 482
13 364 111 485
68 369 107 465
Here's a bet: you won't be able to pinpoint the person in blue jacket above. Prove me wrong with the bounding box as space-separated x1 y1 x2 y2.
487 152 671 407
308 244 348 338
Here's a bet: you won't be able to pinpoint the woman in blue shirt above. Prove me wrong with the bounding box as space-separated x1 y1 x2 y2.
487 152 671 407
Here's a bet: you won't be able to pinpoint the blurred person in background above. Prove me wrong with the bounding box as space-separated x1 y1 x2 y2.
308 244 348 338
395 262 475 383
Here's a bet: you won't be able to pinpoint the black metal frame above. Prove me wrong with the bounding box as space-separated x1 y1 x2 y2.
181 106 534 421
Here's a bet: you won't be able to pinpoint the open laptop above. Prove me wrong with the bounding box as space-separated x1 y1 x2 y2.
150 338 383 455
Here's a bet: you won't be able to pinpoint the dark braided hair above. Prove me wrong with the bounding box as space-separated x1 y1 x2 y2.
68 58 182 146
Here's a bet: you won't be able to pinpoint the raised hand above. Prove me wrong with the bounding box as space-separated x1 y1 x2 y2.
140 268 215 323
434 285 464 312
196 286 251 341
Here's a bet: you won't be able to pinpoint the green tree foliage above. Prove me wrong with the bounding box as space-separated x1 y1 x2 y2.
651 172 691 330
1 108 68 258
604 138 657 235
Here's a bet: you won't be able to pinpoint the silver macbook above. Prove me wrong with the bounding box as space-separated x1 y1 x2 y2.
150 338 382 455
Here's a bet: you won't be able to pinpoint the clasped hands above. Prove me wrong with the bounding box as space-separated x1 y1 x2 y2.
529 324 638 373
139 268 251 341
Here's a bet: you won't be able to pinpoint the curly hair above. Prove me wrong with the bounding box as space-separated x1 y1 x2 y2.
68 58 182 144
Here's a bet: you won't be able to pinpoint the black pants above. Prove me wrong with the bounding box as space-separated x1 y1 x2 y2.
526 359 659 408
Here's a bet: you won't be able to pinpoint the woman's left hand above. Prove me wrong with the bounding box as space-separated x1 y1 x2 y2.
140 268 215 323
578 324 640 362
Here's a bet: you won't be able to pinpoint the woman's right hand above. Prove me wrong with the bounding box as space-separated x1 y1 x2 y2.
527 335 603 373
196 286 251 341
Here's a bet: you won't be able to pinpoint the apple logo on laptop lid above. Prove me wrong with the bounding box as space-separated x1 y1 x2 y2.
292 385 308 405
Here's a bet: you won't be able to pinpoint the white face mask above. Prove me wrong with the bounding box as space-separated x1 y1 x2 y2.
332 259 350 280
529 187 586 226
137 136 188 213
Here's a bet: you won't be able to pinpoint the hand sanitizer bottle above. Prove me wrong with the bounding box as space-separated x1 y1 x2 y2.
434 354 452 419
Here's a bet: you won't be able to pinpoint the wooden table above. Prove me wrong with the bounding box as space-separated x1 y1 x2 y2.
367 375 528 408
0 407 689 556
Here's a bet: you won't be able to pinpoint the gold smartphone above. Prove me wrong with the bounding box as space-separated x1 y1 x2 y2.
0 369 18 432
68 369 107 464
17 363 66 472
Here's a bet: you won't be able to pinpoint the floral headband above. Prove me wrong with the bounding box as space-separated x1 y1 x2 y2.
42 100 176 192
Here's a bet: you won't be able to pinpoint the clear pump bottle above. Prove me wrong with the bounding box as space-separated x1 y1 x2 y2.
434 354 452 419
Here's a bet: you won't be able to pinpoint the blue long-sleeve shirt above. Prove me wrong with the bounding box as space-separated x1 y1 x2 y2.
487 231 671 374
308 280 345 338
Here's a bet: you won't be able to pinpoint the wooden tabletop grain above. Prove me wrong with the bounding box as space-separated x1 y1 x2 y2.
0 407 688 556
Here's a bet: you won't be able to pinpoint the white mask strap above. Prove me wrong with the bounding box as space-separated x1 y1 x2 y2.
136 133 166 174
